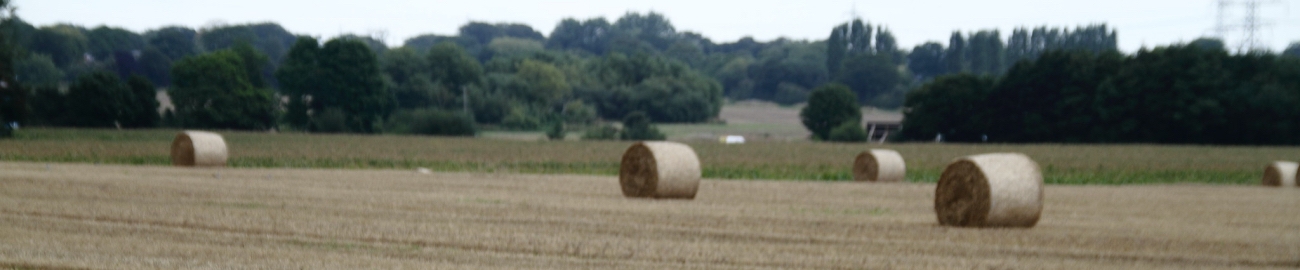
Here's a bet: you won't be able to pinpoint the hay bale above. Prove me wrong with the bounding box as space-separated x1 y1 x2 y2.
852 149 906 182
619 141 701 199
1262 161 1298 187
171 131 228 167
934 153 1042 228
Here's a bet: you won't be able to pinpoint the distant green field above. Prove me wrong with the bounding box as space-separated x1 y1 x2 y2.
1 128 1294 185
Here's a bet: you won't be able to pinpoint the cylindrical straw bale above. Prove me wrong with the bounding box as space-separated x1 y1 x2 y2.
935 153 1042 228
853 149 906 182
1262 161 1298 187
619 141 701 199
171 131 228 167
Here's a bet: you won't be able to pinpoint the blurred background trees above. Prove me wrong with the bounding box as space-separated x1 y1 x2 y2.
2 3 1298 144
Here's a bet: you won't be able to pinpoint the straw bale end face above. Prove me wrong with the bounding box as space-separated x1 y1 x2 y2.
171 131 229 167
619 142 701 199
935 153 1042 228
853 149 906 182
1262 161 1298 187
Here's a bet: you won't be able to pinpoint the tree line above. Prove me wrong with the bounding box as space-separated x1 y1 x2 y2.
901 43 1300 145
0 10 733 138
3 0 1299 143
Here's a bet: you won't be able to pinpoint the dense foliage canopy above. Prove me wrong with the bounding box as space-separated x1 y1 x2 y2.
3 3 1297 144
902 46 1300 145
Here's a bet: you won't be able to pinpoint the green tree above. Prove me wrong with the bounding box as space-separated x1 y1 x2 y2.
899 43 1299 145
545 120 565 140
715 56 755 99
317 38 391 133
458 22 544 60
799 84 860 140
986 50 1122 142
122 75 159 128
500 106 541 130
874 27 900 60
629 75 722 122
459 22 503 46
170 49 276 130
665 40 705 67
611 12 679 51
85 26 145 60
402 34 453 53
145 26 200 60
428 42 483 90
826 19 873 76
899 74 995 142
427 42 483 115
834 53 902 108
579 53 722 123
1092 45 1232 144
275 36 321 129
385 109 475 136
828 121 867 142
944 32 967 74
582 124 619 140
25 85 63 126
908 42 946 80
619 111 665 140
310 108 348 133
381 47 448 109
469 89 510 124
772 82 809 106
751 41 828 102
561 100 597 125
135 47 172 87
848 20 872 53
487 37 544 60
14 54 62 87
826 26 847 77
514 59 570 106
967 30 1005 75
198 23 295 64
64 72 130 127
0 0 24 135
28 24 87 68
336 34 388 55
545 18 611 54
1006 29 1032 64
230 41 269 88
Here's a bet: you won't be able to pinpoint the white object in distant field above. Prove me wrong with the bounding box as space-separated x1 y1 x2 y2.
417 167 432 174
723 135 745 144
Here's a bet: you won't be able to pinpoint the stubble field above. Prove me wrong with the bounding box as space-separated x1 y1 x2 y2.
0 162 1296 269
2 128 1298 184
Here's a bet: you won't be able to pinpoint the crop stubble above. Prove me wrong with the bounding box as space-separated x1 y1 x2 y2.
2 128 1297 184
0 162 1296 269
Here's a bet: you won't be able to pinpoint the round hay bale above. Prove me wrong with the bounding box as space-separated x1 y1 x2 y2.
852 149 906 182
1262 161 1298 187
619 141 701 199
934 153 1042 228
171 131 228 167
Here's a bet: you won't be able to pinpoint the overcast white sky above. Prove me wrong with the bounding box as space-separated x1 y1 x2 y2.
13 0 1300 53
